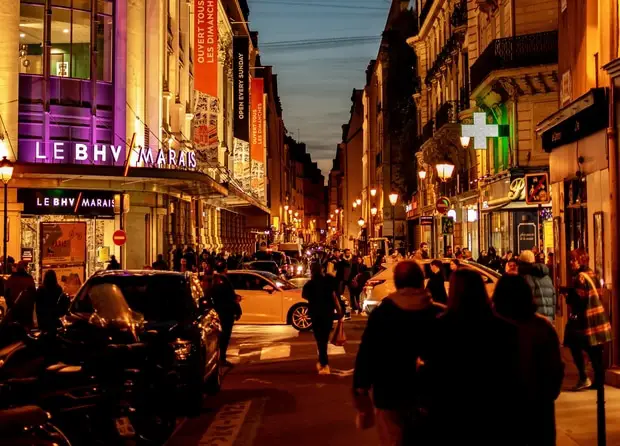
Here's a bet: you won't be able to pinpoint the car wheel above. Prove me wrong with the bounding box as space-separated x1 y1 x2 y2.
289 304 313 331
204 354 221 396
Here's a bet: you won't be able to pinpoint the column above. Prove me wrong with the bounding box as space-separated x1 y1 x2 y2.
0 0 19 160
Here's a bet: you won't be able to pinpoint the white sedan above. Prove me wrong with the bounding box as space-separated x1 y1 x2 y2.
360 259 502 313
227 271 312 331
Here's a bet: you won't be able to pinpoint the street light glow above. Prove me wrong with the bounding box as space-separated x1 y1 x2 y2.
418 170 427 180
371 205 378 216
370 187 377 197
357 217 365 227
436 160 455 182
356 198 362 205
0 157 14 184
389 192 399 206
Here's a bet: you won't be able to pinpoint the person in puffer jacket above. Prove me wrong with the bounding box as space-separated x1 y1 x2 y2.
519 250 556 321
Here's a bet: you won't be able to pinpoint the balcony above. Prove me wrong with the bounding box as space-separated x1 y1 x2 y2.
421 119 434 145
451 0 467 29
419 0 434 29
435 100 459 131
470 31 558 92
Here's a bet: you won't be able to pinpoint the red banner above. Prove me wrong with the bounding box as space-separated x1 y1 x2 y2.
194 0 218 96
250 78 265 163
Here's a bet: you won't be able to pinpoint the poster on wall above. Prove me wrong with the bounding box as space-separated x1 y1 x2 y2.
233 138 251 191
517 223 537 253
233 36 250 142
250 78 265 200
525 173 550 204
41 222 87 264
41 265 85 296
193 0 218 97
193 94 219 166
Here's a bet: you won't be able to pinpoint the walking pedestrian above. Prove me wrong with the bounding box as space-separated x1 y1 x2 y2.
302 262 342 375
353 260 444 445
424 268 522 445
106 255 121 270
207 260 242 367
337 248 354 297
493 275 564 445
426 259 447 304
35 270 69 333
4 261 36 310
350 257 370 313
419 242 430 259
518 250 556 321
563 249 612 390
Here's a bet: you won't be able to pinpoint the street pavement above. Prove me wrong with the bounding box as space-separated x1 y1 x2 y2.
168 317 620 446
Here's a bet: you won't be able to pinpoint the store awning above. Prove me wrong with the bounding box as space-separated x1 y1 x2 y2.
481 200 552 212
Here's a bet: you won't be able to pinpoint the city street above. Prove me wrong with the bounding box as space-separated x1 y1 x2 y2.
167 321 620 446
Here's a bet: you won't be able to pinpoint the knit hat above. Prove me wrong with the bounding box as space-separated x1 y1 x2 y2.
519 250 536 264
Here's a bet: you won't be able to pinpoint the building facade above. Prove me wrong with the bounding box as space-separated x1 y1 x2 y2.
8 0 271 283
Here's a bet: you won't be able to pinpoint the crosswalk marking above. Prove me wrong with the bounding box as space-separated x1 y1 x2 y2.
328 344 346 356
198 401 252 445
259 344 291 361
227 348 240 365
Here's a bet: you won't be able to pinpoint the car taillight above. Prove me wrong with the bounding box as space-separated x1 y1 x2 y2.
365 279 385 288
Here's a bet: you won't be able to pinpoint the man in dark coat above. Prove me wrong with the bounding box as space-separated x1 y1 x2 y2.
426 259 448 304
336 249 354 297
353 261 444 445
519 250 556 321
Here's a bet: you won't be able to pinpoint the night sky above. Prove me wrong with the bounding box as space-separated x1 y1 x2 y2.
248 0 391 178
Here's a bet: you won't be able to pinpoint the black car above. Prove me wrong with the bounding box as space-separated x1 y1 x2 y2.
59 270 221 413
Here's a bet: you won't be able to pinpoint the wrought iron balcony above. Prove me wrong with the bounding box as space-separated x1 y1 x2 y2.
451 0 467 28
435 100 459 131
470 30 558 92
421 119 434 145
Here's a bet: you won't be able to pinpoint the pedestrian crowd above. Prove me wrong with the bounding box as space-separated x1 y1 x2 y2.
351 245 611 446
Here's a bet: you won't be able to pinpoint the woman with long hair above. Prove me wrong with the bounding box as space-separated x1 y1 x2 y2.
302 262 342 375
35 270 68 333
424 268 523 445
426 259 447 304
493 275 564 445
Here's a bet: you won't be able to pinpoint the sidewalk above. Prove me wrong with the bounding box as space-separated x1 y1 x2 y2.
556 348 620 445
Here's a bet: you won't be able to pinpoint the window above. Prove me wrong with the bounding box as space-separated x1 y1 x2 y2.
50 3 91 79
96 1 114 82
19 3 45 75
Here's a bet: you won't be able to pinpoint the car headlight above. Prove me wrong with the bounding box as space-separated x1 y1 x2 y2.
170 339 194 361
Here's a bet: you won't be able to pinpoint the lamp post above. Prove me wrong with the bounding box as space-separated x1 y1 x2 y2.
0 157 14 274
389 192 399 251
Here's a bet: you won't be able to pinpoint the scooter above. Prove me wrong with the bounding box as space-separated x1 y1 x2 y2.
0 405 72 445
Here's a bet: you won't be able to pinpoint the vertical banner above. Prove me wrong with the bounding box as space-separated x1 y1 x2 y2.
193 94 219 165
250 78 265 200
194 0 218 97
233 36 250 142
233 138 251 191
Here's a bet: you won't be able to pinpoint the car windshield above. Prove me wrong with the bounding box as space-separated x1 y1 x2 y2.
251 271 297 290
72 274 195 323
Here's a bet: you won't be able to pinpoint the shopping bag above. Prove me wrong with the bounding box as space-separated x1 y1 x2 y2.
331 318 346 346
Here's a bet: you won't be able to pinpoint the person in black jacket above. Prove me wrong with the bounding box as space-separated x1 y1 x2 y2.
35 270 68 333
426 259 448 304
303 262 342 375
424 268 524 446
353 260 444 445
519 250 556 321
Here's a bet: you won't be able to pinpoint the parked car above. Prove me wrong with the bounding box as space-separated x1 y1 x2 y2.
61 270 221 412
360 259 501 313
243 260 282 277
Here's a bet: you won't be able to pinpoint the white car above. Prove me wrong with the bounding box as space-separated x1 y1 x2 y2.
227 270 312 331
360 259 502 313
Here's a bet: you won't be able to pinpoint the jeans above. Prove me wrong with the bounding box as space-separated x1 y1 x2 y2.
569 343 604 384
313 319 332 366
220 318 234 362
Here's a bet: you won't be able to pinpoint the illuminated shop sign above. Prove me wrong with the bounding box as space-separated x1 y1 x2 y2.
18 189 118 218
18 141 197 169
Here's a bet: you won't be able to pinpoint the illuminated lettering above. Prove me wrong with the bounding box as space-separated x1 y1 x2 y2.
75 144 88 160
53 142 65 160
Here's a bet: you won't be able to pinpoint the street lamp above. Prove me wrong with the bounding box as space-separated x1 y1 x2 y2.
335 209 340 214
370 187 377 198
418 170 427 180
288 209 293 214
460 136 471 148
370 204 378 217
353 201 358 209
284 205 289 211
0 157 13 274
357 217 365 227
294 211 299 217
389 192 399 250
436 159 456 182
356 198 362 206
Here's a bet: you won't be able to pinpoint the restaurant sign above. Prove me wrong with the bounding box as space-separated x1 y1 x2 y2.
18 141 197 169
18 189 117 217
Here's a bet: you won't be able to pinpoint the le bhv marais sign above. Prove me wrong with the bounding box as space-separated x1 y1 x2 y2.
19 141 197 169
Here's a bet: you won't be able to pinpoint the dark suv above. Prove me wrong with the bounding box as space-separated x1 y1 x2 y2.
60 270 221 412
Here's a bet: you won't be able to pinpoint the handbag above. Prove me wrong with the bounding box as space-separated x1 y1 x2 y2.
331 318 346 346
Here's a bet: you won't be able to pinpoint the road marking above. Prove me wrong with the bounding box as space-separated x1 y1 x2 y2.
331 368 355 377
198 401 252 446
242 378 272 385
259 344 291 361
328 344 346 356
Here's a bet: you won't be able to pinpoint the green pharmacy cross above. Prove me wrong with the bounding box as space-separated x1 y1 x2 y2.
461 112 509 150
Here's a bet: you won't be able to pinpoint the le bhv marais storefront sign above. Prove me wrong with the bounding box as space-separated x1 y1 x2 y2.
19 141 197 169
18 189 121 218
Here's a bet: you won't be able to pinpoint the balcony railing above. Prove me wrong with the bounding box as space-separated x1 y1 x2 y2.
451 0 467 28
470 30 558 91
419 0 434 28
435 100 459 131
421 119 434 145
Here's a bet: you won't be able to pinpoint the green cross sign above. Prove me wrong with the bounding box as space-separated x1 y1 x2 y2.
461 112 499 150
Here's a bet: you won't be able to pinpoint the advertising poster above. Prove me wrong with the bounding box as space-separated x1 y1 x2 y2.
41 265 85 297
193 94 219 165
250 78 265 199
194 0 218 97
233 36 250 141
517 223 537 253
41 222 87 264
233 138 251 191
525 173 550 204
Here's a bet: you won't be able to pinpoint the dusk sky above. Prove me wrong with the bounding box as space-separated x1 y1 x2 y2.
248 0 391 179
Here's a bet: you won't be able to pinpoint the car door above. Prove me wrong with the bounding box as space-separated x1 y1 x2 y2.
231 273 283 324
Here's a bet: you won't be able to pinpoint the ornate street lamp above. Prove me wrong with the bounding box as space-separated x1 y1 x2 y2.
284 205 289 211
335 209 340 214
436 159 456 182
388 192 399 249
370 204 378 217
388 193 399 206
460 136 471 149
370 187 377 198
0 157 13 274
357 217 365 227
356 198 362 206
418 170 427 180
353 202 358 209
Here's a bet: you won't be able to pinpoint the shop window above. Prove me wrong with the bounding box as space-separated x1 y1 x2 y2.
50 5 91 80
19 4 44 75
